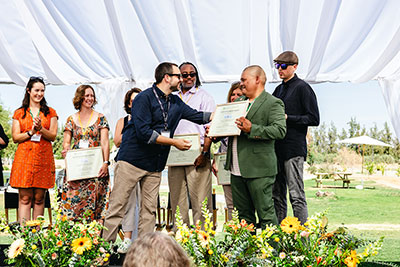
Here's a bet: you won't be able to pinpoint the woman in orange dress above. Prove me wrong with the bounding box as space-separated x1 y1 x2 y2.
10 76 58 224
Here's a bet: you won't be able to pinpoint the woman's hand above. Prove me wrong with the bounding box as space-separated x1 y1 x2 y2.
33 116 42 132
98 163 109 178
61 147 70 158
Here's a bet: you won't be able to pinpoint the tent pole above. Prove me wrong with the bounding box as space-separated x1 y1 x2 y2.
361 144 365 174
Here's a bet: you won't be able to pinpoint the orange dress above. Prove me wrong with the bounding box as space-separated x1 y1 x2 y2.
10 107 58 189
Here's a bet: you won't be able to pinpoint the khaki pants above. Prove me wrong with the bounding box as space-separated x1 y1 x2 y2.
168 161 212 230
103 161 161 242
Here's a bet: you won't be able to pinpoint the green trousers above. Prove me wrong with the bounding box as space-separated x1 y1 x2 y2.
231 174 278 230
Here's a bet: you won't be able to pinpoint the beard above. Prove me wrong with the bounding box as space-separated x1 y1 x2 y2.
170 84 180 92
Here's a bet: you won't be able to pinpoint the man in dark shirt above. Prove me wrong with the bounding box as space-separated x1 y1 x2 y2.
272 51 320 224
103 62 212 242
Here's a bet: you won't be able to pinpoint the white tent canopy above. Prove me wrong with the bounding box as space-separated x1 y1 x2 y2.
1 0 400 136
337 136 392 147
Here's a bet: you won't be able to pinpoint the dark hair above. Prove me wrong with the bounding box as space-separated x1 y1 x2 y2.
72 85 97 110
20 77 49 119
124 87 142 114
179 62 201 87
155 62 178 84
227 81 242 103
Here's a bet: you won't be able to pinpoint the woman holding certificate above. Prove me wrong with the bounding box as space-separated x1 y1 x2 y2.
212 81 242 220
61 85 110 222
10 76 58 224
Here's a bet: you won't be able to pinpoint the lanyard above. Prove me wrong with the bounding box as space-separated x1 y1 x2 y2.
153 88 170 130
78 110 94 139
179 87 198 104
246 96 259 112
29 108 40 120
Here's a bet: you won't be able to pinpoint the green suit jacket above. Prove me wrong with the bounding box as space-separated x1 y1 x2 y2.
225 90 286 178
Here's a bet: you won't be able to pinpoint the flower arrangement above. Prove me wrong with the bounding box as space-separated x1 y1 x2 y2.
175 200 383 267
1 194 114 267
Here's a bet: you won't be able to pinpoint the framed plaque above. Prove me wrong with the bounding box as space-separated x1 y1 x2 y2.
208 101 249 137
214 152 231 185
166 133 201 166
65 147 103 181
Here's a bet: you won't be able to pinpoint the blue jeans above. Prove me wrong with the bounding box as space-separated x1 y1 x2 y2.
273 156 308 224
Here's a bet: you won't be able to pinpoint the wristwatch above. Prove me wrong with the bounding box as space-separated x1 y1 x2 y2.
103 161 110 165
201 151 210 158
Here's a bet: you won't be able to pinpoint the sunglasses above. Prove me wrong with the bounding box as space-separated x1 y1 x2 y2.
274 63 295 70
167 73 182 79
29 76 44 81
181 73 197 79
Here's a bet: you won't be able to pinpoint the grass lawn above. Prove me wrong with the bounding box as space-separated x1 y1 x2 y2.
304 179 400 262
1 178 399 262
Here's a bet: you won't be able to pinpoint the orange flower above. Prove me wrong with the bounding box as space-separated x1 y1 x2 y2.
56 240 63 247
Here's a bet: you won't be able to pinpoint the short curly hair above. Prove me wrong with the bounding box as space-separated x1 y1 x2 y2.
124 87 142 114
72 85 97 110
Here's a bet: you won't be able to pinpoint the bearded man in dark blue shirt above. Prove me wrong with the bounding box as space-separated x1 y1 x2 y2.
272 51 320 224
103 62 212 242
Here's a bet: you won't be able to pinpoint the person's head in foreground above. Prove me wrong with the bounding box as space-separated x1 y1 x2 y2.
123 232 192 267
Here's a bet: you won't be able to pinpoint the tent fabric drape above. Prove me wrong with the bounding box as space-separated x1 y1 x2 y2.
1 0 400 137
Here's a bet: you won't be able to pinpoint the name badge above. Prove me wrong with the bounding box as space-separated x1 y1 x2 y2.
31 134 41 142
161 130 170 138
79 140 90 149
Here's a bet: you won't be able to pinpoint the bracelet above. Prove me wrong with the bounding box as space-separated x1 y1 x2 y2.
103 161 110 165
27 131 33 137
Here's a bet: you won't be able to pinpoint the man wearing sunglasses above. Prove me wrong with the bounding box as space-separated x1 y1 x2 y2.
168 62 216 230
272 51 320 225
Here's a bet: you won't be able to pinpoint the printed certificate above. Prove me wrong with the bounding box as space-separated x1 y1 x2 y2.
166 133 201 166
208 101 249 137
214 153 231 185
65 147 103 181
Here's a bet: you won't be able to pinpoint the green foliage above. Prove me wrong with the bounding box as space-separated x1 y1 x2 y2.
376 164 386 175
308 117 400 164
52 126 64 159
365 161 376 175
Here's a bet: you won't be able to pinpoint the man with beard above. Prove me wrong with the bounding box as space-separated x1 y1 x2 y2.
104 62 213 242
168 62 215 230
225 65 286 229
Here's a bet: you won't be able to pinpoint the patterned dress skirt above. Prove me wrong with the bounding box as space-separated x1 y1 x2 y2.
60 177 109 221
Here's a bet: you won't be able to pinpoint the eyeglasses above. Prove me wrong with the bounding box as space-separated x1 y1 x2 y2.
274 63 295 70
167 73 182 79
181 73 197 79
29 76 44 81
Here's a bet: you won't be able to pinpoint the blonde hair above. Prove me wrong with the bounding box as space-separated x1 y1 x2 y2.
123 232 192 267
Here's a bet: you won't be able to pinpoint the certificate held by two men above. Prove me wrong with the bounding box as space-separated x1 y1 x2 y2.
207 101 249 137
65 147 103 181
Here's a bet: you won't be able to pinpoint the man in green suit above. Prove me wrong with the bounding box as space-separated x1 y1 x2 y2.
225 65 286 229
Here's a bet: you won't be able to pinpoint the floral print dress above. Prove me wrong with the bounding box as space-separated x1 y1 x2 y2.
60 114 110 221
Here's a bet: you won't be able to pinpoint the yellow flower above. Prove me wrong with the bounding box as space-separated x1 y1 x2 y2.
344 250 360 267
31 245 37 250
274 237 280 242
25 220 42 227
8 239 25 259
222 254 229 262
104 257 109 262
280 217 301 234
106 253 110 258
208 249 213 255
32 229 37 233
71 237 92 255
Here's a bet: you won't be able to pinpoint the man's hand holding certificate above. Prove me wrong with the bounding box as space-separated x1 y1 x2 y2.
207 101 249 137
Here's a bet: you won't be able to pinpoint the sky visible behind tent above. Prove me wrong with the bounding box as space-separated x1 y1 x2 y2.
0 80 392 136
